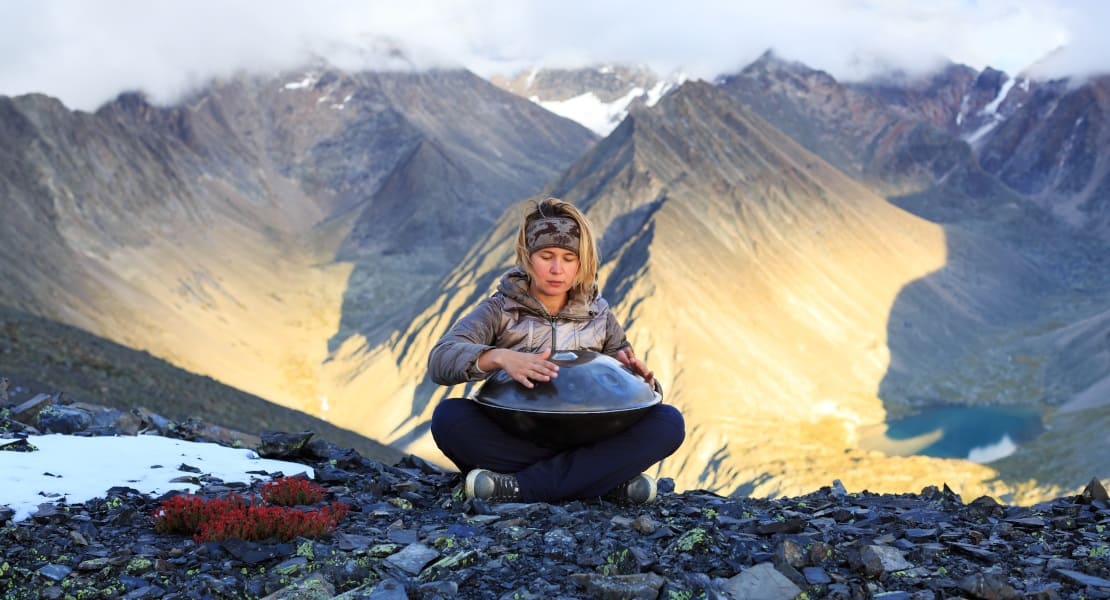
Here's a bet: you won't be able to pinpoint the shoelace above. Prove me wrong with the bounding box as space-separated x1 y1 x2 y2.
489 474 520 501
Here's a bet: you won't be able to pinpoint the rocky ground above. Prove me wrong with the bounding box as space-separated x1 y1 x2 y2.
1 394 1109 599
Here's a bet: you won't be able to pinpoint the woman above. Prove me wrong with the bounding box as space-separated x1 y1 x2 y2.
427 197 685 504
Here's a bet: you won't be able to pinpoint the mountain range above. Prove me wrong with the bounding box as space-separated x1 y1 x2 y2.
1 55 1107 504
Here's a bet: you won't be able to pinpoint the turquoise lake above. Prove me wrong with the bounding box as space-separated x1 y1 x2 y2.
858 405 1045 463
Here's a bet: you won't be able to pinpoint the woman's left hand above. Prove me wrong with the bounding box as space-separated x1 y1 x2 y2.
617 347 654 387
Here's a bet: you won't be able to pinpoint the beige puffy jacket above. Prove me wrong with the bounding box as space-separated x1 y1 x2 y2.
427 269 630 386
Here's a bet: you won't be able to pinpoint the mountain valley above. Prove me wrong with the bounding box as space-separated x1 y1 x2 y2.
1 57 1108 505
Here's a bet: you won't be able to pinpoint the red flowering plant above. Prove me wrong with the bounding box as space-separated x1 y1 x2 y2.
260 476 327 506
152 477 349 543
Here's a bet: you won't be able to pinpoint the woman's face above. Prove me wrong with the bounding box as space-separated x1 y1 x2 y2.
529 247 580 300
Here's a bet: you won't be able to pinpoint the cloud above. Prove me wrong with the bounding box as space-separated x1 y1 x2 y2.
0 0 1104 111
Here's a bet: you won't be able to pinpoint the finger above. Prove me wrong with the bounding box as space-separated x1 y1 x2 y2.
536 348 552 359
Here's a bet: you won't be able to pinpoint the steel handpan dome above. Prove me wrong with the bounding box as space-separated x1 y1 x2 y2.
474 349 661 449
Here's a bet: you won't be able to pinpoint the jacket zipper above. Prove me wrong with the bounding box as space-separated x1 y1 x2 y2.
549 317 557 353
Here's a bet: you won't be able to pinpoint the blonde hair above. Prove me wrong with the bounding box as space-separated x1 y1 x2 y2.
515 197 598 296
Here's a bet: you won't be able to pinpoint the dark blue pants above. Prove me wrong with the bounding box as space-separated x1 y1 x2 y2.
430 398 685 502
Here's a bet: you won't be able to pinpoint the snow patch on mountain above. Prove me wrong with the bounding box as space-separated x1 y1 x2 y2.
962 76 1021 145
535 81 675 136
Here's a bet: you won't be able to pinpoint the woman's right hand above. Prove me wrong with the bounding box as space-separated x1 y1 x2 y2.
479 348 560 389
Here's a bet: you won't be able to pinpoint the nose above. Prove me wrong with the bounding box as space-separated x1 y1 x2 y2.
549 261 563 274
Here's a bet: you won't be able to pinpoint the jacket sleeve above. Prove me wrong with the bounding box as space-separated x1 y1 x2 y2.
600 310 631 357
427 298 502 386
600 309 664 396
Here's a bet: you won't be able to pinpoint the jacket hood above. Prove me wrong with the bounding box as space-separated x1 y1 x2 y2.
498 268 602 320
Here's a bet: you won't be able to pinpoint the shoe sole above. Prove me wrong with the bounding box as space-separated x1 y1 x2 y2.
464 469 484 500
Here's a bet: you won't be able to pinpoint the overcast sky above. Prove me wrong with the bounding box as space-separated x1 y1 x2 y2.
2 0 1107 111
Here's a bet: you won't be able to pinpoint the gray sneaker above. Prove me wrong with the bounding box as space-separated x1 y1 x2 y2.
606 473 657 505
464 469 522 502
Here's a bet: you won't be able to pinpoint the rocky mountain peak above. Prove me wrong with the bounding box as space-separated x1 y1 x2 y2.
847 62 979 132
975 74 1110 238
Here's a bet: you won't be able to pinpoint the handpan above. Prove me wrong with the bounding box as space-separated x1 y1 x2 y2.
474 349 661 449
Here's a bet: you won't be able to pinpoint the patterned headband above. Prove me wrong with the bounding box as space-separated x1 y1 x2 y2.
526 217 581 254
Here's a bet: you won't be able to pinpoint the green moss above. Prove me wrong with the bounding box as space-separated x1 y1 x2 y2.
368 544 400 558
674 527 709 553
433 535 457 550
125 558 152 573
387 497 412 510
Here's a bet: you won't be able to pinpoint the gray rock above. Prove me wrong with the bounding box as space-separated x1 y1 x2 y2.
272 557 310 576
1079 478 1109 504
122 587 164 600
11 393 54 424
36 564 73 582
384 543 440 575
36 404 92 434
0 438 37 452
569 572 666 599
860 545 913 577
631 515 658 535
722 562 802 600
418 581 458 597
260 573 335 600
904 528 937 541
802 566 831 585
258 431 315 459
946 541 999 562
1054 568 1110 589
344 578 407 600
774 538 808 568
957 572 1019 599
220 539 294 565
